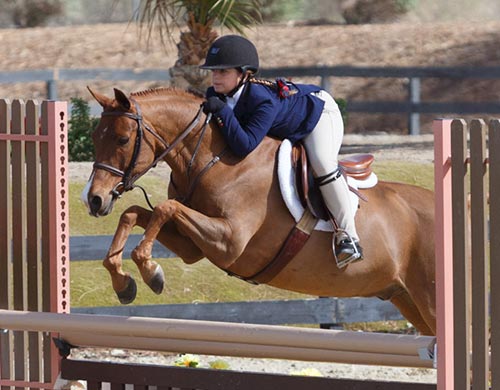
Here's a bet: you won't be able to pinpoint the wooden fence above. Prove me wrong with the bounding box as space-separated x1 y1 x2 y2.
0 99 68 389
72 296 403 328
60 359 433 390
3 65 500 135
434 118 500 390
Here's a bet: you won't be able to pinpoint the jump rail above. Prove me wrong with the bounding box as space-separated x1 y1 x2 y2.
0 309 435 369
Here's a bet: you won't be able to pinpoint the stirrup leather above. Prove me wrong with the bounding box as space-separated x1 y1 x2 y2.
315 168 342 187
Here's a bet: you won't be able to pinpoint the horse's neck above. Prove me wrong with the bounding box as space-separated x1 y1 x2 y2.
141 96 281 202
143 99 226 185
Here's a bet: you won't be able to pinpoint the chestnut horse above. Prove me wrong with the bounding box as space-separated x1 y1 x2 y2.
82 87 436 335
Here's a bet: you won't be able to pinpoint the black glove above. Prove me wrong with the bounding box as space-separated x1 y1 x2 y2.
203 96 225 114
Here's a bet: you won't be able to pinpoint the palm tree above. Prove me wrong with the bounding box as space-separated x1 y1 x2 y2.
137 0 262 93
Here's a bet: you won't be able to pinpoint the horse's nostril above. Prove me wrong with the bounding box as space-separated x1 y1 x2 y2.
90 195 102 213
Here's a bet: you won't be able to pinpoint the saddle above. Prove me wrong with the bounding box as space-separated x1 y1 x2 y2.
291 143 374 221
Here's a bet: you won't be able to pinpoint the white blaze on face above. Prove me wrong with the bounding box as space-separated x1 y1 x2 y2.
80 171 95 209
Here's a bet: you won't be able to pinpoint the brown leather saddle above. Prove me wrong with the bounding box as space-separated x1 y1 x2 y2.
291 143 374 221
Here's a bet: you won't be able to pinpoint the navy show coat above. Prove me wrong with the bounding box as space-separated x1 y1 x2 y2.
206 82 325 157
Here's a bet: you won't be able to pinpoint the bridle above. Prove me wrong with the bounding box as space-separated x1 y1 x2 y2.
93 98 215 208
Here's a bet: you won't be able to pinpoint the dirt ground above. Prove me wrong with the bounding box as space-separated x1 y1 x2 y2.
2 21 500 133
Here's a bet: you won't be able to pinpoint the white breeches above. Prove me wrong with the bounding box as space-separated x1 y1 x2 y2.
303 90 359 241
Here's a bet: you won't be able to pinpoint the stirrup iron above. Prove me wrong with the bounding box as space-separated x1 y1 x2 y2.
333 230 363 269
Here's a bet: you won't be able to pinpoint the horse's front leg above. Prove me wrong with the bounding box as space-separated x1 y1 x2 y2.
133 199 249 286
103 205 152 304
106 204 207 304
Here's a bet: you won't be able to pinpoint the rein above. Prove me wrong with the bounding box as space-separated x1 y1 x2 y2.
93 99 212 208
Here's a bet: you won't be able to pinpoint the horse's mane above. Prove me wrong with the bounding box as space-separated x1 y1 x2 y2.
130 87 203 100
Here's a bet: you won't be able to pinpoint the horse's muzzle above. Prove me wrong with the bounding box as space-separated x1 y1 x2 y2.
80 173 116 217
89 194 103 215
87 193 115 217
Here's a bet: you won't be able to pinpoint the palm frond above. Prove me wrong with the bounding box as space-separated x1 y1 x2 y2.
137 0 262 46
210 0 262 34
137 0 182 46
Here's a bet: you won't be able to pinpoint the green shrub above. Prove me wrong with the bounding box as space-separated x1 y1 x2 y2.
68 97 98 162
335 97 348 126
341 0 415 24
2 0 63 28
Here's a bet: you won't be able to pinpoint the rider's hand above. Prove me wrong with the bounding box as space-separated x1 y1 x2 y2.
203 96 225 114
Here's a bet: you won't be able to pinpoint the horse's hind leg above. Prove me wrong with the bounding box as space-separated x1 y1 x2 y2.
387 287 435 336
103 205 152 304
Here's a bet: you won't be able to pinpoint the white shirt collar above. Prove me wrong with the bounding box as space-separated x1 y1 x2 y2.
226 84 245 110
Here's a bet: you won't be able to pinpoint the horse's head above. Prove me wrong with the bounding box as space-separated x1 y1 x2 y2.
81 87 158 217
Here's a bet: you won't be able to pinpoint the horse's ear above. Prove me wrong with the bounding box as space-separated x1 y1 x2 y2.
87 86 112 108
113 88 131 111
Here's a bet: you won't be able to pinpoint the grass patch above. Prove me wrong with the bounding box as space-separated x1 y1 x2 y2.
372 161 434 191
71 258 308 307
70 160 434 311
70 175 170 236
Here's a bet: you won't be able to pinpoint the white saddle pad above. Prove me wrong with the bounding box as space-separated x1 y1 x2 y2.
277 139 378 232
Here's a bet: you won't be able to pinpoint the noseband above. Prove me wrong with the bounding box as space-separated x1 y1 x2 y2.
93 98 206 203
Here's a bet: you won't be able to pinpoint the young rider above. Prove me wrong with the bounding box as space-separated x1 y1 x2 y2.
200 35 363 267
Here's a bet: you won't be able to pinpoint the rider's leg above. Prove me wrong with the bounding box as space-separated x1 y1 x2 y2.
303 90 362 266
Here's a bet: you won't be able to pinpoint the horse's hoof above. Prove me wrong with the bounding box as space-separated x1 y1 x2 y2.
147 264 165 295
117 276 137 304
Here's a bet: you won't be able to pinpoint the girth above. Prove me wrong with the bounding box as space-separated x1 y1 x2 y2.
226 208 318 285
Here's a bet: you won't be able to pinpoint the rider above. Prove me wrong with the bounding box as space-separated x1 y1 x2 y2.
200 34 363 267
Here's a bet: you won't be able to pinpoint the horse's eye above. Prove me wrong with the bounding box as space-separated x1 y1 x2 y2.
118 136 129 146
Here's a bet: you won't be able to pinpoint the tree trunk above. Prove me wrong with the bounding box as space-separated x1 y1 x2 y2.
169 13 217 94
169 64 211 95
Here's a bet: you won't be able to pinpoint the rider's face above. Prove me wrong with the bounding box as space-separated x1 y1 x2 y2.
211 68 244 95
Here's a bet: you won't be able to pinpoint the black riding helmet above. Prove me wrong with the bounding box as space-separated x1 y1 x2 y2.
200 35 259 74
